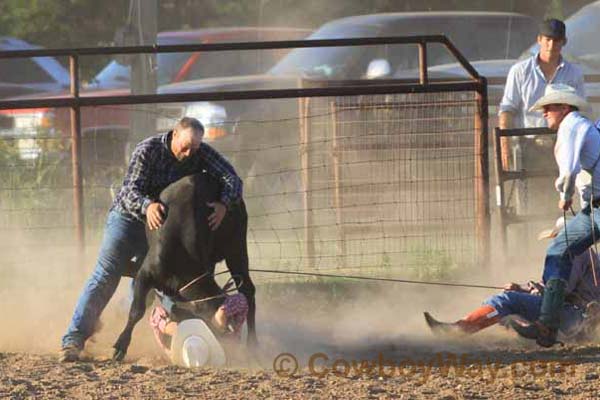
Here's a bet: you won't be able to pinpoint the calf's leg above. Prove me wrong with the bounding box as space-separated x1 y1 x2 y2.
113 270 153 361
242 276 257 347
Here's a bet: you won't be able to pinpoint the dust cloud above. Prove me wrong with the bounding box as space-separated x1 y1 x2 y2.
0 223 553 366
0 227 157 358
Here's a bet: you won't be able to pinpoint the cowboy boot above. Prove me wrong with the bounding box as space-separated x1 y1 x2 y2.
424 305 501 336
509 278 566 347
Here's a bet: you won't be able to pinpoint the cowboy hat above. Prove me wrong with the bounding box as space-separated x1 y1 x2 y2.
537 216 566 240
170 319 226 367
529 83 590 113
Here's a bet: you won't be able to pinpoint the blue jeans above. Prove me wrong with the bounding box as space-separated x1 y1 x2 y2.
544 206 600 282
484 291 583 336
62 210 148 349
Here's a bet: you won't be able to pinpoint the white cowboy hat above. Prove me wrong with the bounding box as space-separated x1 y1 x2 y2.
170 319 226 368
537 216 566 240
529 83 590 113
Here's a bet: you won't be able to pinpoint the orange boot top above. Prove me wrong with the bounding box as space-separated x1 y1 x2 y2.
424 305 500 336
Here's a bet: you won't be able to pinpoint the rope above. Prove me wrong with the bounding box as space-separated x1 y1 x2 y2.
249 268 504 290
179 270 244 300
586 126 600 287
188 285 240 305
589 186 599 287
564 208 571 260
178 271 211 295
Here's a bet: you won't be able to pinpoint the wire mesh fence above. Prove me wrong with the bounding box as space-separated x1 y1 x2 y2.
0 36 491 284
296 91 481 277
0 87 485 281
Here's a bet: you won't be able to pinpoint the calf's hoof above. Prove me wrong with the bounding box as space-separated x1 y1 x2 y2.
113 348 126 361
113 334 131 361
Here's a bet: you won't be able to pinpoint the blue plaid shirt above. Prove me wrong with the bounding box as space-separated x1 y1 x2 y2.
111 131 242 222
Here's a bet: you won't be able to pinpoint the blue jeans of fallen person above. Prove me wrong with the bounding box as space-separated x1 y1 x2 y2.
484 291 583 337
543 205 600 283
61 210 148 349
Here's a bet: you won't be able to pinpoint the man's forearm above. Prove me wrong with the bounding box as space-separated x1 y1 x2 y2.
499 111 514 129
499 111 514 169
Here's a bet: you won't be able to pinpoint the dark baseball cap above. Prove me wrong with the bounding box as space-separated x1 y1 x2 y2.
539 18 566 39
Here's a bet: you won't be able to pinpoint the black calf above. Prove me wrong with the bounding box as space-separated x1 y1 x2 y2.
113 172 256 360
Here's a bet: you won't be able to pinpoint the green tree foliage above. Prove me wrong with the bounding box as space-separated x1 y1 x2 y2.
0 0 129 78
0 0 127 47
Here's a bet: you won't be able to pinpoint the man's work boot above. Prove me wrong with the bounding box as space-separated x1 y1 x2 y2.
424 305 501 336
59 344 81 363
509 278 566 348
509 318 558 347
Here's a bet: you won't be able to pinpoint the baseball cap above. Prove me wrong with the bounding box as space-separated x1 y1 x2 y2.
539 18 566 39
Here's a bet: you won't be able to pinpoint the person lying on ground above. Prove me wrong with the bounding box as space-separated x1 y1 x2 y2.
149 292 248 367
424 218 600 342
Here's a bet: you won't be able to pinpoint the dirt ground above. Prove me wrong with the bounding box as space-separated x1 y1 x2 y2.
3 274 600 399
2 342 600 399
2 239 600 399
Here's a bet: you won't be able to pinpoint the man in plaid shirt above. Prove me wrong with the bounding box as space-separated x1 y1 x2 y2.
60 117 242 362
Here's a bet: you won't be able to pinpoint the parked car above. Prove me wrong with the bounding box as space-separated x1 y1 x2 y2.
87 27 312 90
0 37 70 99
268 11 536 79
153 12 538 172
148 12 543 217
0 27 311 163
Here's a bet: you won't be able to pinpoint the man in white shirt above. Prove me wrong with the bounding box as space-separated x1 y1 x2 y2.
510 84 600 347
500 19 584 129
498 18 584 167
